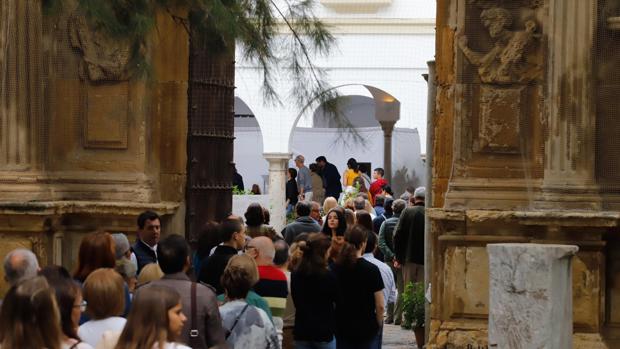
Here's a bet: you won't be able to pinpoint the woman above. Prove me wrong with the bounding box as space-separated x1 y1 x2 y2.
286 168 299 216
321 197 338 224
0 276 63 349
342 158 361 187
321 207 347 262
355 210 373 232
110 286 191 349
245 203 277 239
74 231 116 283
251 184 262 195
309 163 325 205
43 269 94 349
344 208 356 228
291 233 338 349
219 256 279 349
333 225 385 349
193 221 221 277
78 269 126 347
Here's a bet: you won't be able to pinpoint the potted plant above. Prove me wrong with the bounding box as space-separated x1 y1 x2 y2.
402 281 425 347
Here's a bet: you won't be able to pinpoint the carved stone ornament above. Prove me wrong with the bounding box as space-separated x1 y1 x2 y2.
68 14 133 81
458 7 541 84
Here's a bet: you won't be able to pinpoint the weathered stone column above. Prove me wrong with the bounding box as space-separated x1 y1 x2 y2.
264 152 291 233
487 243 578 349
541 0 600 209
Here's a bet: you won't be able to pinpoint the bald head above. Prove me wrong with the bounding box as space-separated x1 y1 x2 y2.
3 248 39 285
249 236 275 266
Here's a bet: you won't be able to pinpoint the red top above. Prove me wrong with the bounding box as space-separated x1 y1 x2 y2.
369 178 387 203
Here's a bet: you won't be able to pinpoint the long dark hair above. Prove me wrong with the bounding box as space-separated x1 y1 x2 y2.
197 221 220 260
355 210 373 232
336 224 368 269
295 233 331 276
245 203 265 227
41 265 82 341
73 231 116 282
115 286 181 349
0 277 62 349
321 207 347 236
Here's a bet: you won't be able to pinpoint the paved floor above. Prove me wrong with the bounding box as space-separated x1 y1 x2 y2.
382 324 419 348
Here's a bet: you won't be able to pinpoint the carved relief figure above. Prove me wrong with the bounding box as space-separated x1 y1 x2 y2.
69 14 134 81
458 7 540 84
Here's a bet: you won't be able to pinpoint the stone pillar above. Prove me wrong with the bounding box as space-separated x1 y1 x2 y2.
264 152 291 233
541 0 600 209
487 243 578 349
423 60 436 343
379 121 395 183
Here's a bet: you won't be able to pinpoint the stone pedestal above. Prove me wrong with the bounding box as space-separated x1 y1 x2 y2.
488 243 578 349
264 152 291 233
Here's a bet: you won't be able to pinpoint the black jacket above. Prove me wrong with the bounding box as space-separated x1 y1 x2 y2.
198 245 238 295
322 162 342 199
393 203 425 265
132 239 157 273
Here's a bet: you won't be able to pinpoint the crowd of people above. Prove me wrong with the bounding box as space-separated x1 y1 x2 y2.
0 154 426 349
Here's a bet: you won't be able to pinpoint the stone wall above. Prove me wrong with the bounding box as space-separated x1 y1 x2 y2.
430 0 620 347
0 1 189 294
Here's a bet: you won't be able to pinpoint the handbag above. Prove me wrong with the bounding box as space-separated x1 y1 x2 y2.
188 282 205 348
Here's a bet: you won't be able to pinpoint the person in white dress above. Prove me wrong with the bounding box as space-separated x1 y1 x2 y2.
78 269 127 347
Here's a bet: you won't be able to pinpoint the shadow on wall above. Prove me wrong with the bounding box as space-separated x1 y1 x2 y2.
392 166 422 196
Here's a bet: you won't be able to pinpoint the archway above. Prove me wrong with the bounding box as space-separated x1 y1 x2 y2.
233 97 268 194
289 84 400 184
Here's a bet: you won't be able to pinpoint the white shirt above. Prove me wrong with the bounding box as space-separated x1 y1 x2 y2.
363 253 397 306
78 317 126 347
62 338 94 349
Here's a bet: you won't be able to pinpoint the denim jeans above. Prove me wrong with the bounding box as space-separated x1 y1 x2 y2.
295 338 336 349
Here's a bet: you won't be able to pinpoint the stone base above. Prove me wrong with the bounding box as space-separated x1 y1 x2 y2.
0 200 180 297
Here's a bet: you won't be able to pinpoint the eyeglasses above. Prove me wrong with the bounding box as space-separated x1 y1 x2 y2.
74 300 87 312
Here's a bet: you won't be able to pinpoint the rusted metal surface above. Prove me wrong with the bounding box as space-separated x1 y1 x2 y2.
185 33 235 242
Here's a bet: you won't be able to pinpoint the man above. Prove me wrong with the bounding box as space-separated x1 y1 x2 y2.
315 156 342 200
282 202 321 245
393 187 425 288
247 236 288 335
132 210 161 273
369 168 388 203
373 195 386 217
378 198 406 324
198 218 246 295
373 197 393 234
309 201 323 226
363 231 396 311
3 248 39 286
400 186 416 202
232 165 244 191
145 234 227 349
294 155 313 202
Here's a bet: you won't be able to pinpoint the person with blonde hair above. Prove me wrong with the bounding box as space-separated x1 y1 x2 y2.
137 263 165 287
78 269 126 347
321 197 338 223
0 276 63 349
219 255 278 349
100 286 191 349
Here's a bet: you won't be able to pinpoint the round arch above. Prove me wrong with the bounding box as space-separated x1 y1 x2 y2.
287 84 401 149
233 96 268 193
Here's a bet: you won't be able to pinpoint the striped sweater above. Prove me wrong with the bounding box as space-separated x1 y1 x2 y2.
254 265 289 318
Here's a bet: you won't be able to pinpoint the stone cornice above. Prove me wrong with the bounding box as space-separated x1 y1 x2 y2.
276 18 435 35
0 201 180 216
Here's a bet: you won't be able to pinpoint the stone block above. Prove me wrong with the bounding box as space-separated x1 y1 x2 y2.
488 243 578 349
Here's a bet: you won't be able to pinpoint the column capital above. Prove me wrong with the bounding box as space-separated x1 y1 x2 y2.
263 152 292 162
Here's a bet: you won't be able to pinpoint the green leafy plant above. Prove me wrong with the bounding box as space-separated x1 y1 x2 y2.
232 186 253 195
402 281 425 330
